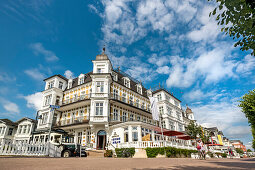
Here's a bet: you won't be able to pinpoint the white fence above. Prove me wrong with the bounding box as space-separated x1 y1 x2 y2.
0 139 62 157
115 140 196 150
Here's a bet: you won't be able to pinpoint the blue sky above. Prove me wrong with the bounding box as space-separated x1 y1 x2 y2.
0 0 254 149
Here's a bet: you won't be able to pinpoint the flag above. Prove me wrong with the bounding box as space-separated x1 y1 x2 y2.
149 97 159 121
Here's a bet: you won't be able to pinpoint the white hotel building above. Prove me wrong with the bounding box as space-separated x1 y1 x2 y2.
34 51 195 150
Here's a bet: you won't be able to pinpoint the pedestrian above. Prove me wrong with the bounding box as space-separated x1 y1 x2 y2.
197 139 205 160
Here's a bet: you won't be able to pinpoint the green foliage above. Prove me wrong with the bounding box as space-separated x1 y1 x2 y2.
247 149 252 152
104 150 113 157
236 148 244 154
186 121 201 140
208 0 255 56
115 148 135 158
207 151 214 158
222 153 227 158
145 147 198 158
239 89 255 149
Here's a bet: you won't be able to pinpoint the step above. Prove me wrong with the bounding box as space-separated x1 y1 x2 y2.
87 150 105 157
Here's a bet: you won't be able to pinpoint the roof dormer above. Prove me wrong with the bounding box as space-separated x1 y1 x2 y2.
68 79 73 89
136 84 142 94
78 74 86 85
123 77 130 88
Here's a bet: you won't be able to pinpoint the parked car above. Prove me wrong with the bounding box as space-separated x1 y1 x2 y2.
61 143 87 157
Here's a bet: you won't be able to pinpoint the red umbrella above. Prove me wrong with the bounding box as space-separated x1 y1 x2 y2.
177 135 191 140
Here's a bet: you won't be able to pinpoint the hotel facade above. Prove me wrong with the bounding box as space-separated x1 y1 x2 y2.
33 51 195 150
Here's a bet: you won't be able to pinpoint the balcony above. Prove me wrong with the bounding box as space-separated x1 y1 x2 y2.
62 94 90 105
55 116 88 127
90 116 108 123
110 94 151 112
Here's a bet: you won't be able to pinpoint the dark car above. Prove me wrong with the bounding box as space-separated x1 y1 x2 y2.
61 144 87 157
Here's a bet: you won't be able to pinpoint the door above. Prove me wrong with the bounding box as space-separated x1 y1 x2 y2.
97 130 106 150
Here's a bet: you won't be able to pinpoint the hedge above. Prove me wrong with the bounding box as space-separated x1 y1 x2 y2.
145 147 198 158
104 150 113 157
115 148 135 158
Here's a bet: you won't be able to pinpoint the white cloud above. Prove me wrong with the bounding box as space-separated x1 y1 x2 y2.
192 101 250 138
0 98 20 113
236 55 255 75
187 6 220 42
183 89 216 101
30 42 59 62
24 68 45 81
64 70 74 79
23 92 43 111
0 72 16 82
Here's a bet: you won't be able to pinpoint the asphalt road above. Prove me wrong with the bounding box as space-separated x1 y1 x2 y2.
0 157 254 170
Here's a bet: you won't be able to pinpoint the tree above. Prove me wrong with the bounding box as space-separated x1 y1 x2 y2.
208 0 255 56
239 89 255 149
235 148 244 154
247 149 252 152
186 121 201 140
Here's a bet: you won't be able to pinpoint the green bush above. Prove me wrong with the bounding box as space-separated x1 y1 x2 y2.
222 153 227 158
145 147 197 158
207 151 214 158
115 148 135 158
104 150 113 157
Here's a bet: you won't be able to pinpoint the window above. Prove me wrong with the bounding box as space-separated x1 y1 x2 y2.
135 99 139 108
27 124 31 134
113 74 118 81
137 85 142 94
1 127 6 135
48 80 54 89
123 112 127 122
122 93 126 103
132 127 138 141
159 106 164 115
96 82 104 93
169 121 175 130
165 95 170 101
174 100 179 106
137 116 140 121
56 96 60 106
68 81 72 89
18 126 22 134
97 68 102 73
176 112 181 119
157 94 162 101
167 106 172 116
143 117 146 123
58 81 63 89
41 112 48 124
113 109 119 121
130 114 134 121
124 78 130 88
124 132 129 142
179 124 183 131
79 77 84 85
8 128 13 136
44 95 52 106
23 125 27 134
95 103 103 115
141 102 145 109
113 89 119 99
129 96 133 105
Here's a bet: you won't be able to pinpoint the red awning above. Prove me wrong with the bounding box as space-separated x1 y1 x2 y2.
157 130 185 136
177 135 191 140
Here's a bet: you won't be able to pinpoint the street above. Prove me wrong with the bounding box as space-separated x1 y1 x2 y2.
0 157 254 170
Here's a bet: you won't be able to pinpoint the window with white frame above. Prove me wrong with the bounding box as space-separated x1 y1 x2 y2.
135 99 139 107
79 77 84 85
124 127 129 142
167 106 172 116
137 115 140 121
174 100 179 106
169 121 175 130
141 102 145 109
165 94 170 101
96 82 104 93
162 121 166 129
23 125 27 134
18 126 22 134
48 80 54 89
44 95 52 106
8 128 13 136
179 124 183 131
68 81 72 89
176 111 181 119
130 114 134 121
113 89 118 99
137 85 142 94
58 81 63 89
41 112 48 124
132 126 138 141
129 96 133 105
157 94 162 101
112 73 118 81
97 68 102 73
113 109 119 121
159 106 164 115
27 124 31 134
95 103 103 115
122 93 126 103
123 112 127 122
123 78 130 88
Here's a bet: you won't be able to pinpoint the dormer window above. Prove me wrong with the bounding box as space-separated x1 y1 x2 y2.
58 81 63 89
137 85 142 94
68 80 73 89
97 68 102 73
112 73 118 81
123 77 130 88
48 80 54 89
78 74 85 85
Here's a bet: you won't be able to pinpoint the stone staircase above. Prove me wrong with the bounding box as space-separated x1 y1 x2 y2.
87 150 105 157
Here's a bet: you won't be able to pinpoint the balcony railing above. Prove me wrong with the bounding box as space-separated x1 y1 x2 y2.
62 94 90 105
110 94 151 112
55 116 88 126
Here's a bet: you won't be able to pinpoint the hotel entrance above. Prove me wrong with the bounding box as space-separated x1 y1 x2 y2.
97 130 106 150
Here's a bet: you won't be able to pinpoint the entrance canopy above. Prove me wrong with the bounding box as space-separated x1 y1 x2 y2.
176 135 191 140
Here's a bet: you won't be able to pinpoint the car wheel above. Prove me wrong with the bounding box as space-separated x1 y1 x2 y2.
63 150 71 157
